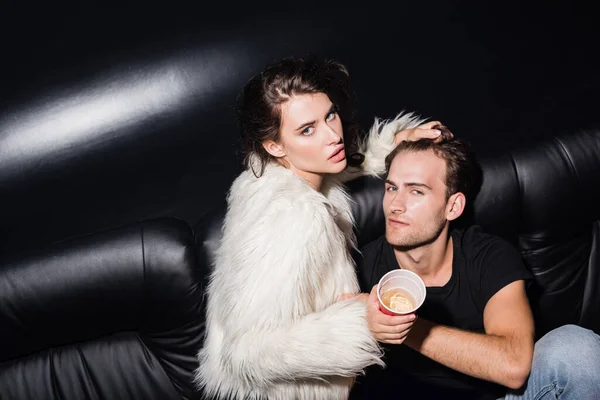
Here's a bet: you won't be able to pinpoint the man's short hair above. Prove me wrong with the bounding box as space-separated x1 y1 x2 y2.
384 126 477 200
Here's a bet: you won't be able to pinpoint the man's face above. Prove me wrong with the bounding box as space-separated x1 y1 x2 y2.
383 149 450 249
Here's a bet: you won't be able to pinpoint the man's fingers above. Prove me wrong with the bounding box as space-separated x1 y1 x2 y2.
381 339 410 345
375 328 412 342
372 313 416 327
371 321 414 334
377 333 409 341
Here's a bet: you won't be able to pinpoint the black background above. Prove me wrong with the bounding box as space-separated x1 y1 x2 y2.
1 1 599 254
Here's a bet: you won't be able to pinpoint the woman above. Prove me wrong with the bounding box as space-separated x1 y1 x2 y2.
195 56 442 400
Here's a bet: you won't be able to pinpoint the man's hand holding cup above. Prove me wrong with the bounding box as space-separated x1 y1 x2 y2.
367 269 426 345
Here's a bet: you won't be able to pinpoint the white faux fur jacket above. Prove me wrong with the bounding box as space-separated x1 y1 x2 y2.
196 112 424 400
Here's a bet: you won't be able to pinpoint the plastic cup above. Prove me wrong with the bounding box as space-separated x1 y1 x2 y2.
377 269 426 315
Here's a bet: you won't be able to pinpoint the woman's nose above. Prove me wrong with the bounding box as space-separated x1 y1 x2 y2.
326 126 342 144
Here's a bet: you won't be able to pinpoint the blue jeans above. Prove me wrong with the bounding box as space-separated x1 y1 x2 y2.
500 324 600 400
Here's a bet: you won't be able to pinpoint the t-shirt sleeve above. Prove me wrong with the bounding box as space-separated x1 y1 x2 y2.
354 250 370 293
354 236 387 293
471 233 534 311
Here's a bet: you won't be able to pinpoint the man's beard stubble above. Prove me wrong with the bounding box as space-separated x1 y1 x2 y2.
386 211 447 252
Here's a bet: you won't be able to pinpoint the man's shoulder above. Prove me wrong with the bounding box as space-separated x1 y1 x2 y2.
358 234 388 259
453 225 517 254
454 225 533 303
453 225 530 280
355 234 390 291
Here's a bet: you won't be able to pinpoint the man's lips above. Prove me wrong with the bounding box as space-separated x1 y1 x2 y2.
388 218 409 227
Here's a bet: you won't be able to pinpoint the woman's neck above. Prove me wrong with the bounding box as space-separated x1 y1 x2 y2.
288 165 324 192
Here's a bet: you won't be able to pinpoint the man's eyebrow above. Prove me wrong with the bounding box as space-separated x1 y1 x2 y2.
405 182 432 190
294 104 336 131
385 179 432 190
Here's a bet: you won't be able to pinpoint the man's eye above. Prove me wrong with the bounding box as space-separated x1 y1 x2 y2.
386 186 397 192
411 189 424 195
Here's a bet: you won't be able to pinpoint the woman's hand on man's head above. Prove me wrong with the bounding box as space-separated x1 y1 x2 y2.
394 120 452 144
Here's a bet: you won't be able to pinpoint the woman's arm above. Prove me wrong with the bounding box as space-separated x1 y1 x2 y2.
225 298 383 386
198 185 383 390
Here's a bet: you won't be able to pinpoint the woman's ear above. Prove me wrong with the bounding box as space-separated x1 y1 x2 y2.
446 192 466 221
262 140 286 158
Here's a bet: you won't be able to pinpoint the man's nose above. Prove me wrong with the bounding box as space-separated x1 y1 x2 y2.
389 193 406 214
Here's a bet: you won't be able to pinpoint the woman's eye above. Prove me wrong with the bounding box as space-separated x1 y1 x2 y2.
302 127 314 136
326 111 336 121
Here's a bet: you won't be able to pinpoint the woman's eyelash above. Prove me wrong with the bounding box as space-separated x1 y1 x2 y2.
302 127 314 136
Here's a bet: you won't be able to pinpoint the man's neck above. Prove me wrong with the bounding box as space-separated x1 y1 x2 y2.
393 227 454 287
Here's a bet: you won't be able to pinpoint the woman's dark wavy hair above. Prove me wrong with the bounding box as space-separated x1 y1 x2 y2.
236 55 364 177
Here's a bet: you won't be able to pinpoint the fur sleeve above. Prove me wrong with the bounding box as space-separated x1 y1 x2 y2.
196 181 383 396
340 111 426 182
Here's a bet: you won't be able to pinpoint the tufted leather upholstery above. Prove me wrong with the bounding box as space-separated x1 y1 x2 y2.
0 218 205 399
347 130 600 338
196 129 600 342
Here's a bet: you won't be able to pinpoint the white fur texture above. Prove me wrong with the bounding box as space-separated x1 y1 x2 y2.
195 111 424 399
344 111 426 181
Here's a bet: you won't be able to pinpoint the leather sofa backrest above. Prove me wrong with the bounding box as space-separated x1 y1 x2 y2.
347 129 600 338
0 218 205 399
5 7 597 261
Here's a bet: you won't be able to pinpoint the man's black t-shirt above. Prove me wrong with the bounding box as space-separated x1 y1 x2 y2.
350 226 534 400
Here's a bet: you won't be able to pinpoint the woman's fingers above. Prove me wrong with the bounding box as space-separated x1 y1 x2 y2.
337 292 369 303
394 126 440 143
394 120 456 144
418 120 443 130
414 127 442 139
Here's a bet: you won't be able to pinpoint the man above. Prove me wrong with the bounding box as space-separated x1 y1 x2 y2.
350 128 600 399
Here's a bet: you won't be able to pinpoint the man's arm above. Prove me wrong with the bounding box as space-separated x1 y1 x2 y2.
404 280 535 389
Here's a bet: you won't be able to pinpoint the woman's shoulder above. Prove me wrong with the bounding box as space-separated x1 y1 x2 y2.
228 163 323 211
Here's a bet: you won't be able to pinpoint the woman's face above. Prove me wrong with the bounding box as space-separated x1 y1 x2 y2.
264 92 346 189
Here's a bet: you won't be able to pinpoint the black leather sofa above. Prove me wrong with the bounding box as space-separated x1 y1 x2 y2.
0 218 204 399
1 4 599 399
347 131 600 339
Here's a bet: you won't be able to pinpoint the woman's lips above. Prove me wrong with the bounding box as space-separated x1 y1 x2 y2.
329 147 346 163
